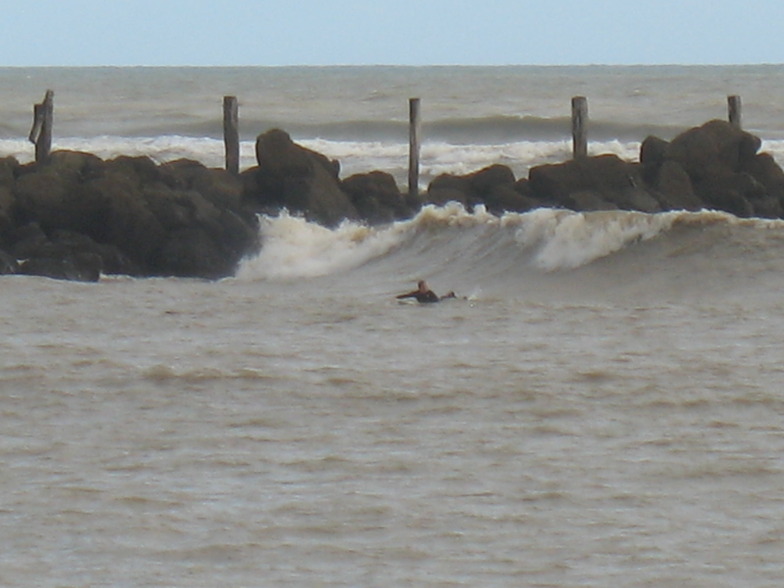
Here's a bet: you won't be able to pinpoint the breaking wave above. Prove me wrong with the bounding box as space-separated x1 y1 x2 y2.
235 205 784 305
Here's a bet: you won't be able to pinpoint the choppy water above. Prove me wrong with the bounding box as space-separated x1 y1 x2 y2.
2 203 784 586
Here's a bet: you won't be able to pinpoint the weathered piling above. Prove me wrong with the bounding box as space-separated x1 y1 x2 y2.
571 96 588 159
223 95 239 175
728 95 742 129
408 97 422 198
29 90 54 164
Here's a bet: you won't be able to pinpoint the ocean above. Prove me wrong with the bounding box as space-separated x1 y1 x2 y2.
2 66 784 587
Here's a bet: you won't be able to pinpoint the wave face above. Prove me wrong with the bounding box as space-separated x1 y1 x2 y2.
236 205 784 306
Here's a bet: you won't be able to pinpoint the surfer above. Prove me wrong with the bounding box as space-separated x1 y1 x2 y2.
396 280 455 303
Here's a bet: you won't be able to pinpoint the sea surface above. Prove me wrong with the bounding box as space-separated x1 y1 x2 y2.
2 66 784 587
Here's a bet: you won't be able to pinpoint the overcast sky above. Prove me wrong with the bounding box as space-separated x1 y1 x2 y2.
3 0 783 67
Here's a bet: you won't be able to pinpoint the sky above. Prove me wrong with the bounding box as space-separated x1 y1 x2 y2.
2 0 784 67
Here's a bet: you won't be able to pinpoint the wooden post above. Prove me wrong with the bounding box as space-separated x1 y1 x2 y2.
28 90 54 164
728 95 742 129
408 97 421 199
223 95 239 175
571 96 588 159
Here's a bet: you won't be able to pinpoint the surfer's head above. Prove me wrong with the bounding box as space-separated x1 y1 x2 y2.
417 280 428 292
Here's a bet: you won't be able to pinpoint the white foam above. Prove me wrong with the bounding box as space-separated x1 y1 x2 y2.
235 211 412 281
509 209 676 271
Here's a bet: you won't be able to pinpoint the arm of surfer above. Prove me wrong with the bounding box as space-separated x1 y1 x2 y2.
395 281 455 303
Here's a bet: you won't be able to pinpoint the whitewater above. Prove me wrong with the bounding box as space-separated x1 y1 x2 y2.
2 66 784 586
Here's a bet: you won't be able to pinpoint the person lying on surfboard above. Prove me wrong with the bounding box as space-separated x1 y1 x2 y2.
396 280 456 303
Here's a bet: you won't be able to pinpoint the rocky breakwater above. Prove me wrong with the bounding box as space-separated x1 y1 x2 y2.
3 119 783 282
0 152 260 281
242 128 420 226
428 119 784 219
244 120 784 233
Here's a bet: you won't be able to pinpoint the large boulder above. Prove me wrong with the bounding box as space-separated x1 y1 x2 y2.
341 171 416 224
246 129 359 226
651 160 703 211
665 119 760 183
529 154 660 212
650 120 783 217
426 164 539 214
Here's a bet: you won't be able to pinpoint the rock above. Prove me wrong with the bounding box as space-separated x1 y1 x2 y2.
9 222 49 259
652 160 703 211
639 135 670 184
425 164 527 213
483 184 540 214
0 156 18 187
142 182 259 276
427 174 473 208
10 150 259 280
104 155 162 187
742 152 784 201
529 154 658 212
696 172 759 218
0 185 16 239
567 190 617 211
0 248 18 274
13 164 81 230
665 119 761 183
78 172 167 265
640 135 670 167
341 171 414 224
152 227 232 279
248 129 357 226
160 159 245 211
468 164 516 194
10 226 138 277
18 253 102 282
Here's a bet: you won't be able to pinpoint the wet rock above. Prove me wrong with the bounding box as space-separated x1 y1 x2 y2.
246 129 358 227
341 171 415 225
529 154 659 212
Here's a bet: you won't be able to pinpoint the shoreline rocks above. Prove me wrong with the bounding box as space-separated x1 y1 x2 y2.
2 119 783 281
2 152 260 281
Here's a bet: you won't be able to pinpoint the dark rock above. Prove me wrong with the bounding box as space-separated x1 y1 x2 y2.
640 135 670 167
0 185 16 241
427 174 473 208
341 171 414 224
468 164 516 193
152 227 231 279
484 184 540 214
568 190 617 211
10 226 138 277
0 248 18 274
104 155 162 187
0 156 19 187
426 164 523 213
10 149 258 280
640 135 670 184
13 165 81 230
652 160 703 211
742 152 784 201
9 222 49 259
529 154 657 212
248 129 358 226
78 173 167 264
665 119 761 183
18 253 102 282
696 172 760 217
